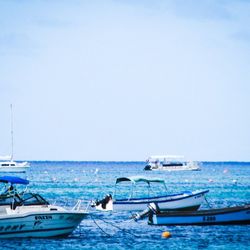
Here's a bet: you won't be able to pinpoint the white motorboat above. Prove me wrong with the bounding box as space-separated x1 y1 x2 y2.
0 176 87 238
144 155 200 171
91 176 208 212
0 105 30 173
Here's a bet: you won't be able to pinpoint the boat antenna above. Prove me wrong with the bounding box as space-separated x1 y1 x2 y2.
10 104 14 161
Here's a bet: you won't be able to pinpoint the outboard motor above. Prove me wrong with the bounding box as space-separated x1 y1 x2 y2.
131 203 160 221
144 165 152 171
91 194 113 211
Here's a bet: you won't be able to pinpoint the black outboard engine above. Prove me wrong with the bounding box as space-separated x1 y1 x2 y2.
144 165 152 171
91 194 112 210
131 203 160 221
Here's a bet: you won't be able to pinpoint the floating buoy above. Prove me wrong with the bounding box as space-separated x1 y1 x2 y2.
232 179 237 184
223 169 228 174
51 177 57 182
162 231 171 238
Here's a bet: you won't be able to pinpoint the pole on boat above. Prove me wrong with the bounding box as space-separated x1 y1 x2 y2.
10 104 14 161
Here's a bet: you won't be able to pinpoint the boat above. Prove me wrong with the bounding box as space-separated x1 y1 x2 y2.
91 176 209 212
0 105 29 173
146 203 250 225
0 176 88 238
144 155 200 171
0 156 29 173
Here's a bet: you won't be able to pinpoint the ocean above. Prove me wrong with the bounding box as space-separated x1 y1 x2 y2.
0 161 249 249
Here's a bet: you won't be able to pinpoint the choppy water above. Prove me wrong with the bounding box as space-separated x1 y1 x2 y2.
1 161 250 249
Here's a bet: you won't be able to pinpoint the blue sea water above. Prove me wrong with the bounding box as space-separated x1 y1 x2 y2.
1 161 250 250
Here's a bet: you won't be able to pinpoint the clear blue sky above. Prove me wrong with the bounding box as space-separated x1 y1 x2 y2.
0 0 250 161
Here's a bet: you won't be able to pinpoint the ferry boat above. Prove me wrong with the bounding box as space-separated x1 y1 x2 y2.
144 155 200 171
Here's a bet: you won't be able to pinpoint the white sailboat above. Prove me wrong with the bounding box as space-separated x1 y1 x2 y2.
0 105 30 173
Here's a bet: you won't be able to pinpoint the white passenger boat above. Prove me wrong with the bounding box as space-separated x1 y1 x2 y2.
144 155 200 171
91 176 208 212
146 203 250 225
0 176 87 238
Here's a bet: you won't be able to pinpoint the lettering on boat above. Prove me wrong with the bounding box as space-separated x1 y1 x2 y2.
35 215 52 220
0 224 25 231
194 194 202 199
203 216 216 222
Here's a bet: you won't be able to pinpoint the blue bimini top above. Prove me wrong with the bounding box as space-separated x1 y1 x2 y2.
0 176 29 185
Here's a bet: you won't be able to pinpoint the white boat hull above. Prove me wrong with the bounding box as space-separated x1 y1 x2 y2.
150 165 200 171
149 204 250 225
0 210 87 238
0 162 30 173
113 190 208 211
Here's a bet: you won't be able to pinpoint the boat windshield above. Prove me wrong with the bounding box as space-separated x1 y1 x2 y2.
19 193 49 206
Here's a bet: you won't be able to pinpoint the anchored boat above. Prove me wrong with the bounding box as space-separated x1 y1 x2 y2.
91 176 208 212
0 105 29 173
0 176 87 238
146 203 250 225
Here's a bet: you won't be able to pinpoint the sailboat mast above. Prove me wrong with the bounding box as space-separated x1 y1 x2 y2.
10 104 14 161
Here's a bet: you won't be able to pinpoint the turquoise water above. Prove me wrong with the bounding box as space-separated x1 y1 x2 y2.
1 161 250 249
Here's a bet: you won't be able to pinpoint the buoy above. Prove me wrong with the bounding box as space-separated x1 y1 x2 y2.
51 177 57 182
232 179 237 184
162 231 171 238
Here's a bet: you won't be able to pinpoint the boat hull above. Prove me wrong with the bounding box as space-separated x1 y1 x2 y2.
0 167 29 173
149 204 250 225
113 190 208 211
0 162 30 173
0 211 87 238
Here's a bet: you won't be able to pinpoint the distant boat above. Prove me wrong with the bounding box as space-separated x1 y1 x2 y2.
144 155 200 171
0 105 29 173
91 176 208 212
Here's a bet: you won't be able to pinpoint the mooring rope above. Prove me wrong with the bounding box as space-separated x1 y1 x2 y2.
204 196 212 208
90 214 136 237
90 214 112 237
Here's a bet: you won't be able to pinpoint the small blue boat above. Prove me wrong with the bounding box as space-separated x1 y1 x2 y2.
147 203 250 225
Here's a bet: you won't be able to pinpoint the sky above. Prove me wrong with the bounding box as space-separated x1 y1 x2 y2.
0 0 250 161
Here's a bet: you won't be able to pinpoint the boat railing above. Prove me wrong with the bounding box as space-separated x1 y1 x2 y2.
71 199 82 211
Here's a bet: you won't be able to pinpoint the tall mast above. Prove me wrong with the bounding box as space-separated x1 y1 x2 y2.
10 104 14 161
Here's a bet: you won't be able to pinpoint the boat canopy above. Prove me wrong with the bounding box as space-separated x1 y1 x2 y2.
0 176 29 185
115 176 165 185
